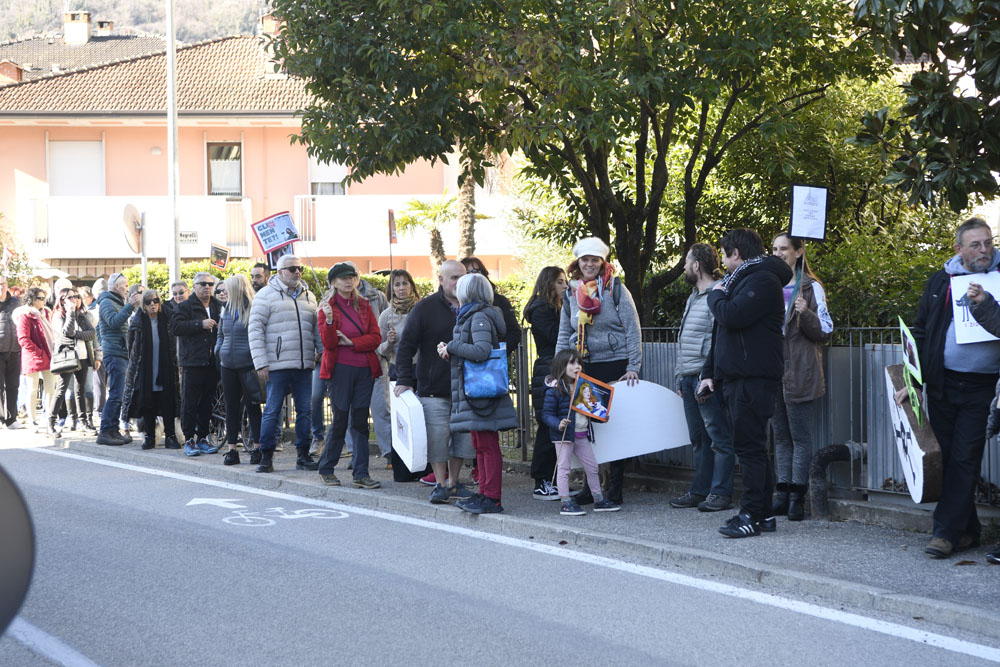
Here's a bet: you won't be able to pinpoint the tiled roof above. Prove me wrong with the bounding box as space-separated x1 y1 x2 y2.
0 36 311 114
0 33 167 81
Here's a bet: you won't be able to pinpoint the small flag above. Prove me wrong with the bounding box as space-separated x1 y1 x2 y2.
388 209 397 244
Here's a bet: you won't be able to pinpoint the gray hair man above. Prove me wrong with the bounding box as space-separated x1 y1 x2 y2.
248 254 320 473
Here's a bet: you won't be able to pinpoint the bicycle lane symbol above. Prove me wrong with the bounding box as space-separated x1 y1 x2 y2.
185 498 350 527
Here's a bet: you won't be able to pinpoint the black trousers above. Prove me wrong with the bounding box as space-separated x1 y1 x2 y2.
584 358 629 502
219 366 262 445
720 377 779 521
926 370 996 544
142 390 177 438
0 349 20 426
50 364 90 423
181 364 219 441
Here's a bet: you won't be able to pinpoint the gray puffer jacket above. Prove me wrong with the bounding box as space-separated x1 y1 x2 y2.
556 277 642 372
674 282 717 387
446 302 517 433
248 276 318 372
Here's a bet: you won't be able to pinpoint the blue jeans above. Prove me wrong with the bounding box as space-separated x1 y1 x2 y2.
311 366 326 441
680 374 735 498
259 368 312 453
100 355 128 433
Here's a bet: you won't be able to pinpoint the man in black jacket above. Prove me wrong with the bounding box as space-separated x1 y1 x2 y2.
699 228 792 538
394 260 476 503
898 217 1000 559
0 275 21 429
171 272 222 456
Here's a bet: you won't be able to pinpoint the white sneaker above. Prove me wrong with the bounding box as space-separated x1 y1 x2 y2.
5 421 24 430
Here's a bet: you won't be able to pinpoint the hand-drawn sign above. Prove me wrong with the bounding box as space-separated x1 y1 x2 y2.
884 364 941 504
950 272 1000 344
251 211 300 254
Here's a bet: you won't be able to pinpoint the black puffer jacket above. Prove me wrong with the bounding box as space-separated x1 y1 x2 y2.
0 293 21 353
704 256 792 382
525 298 560 412
123 312 179 420
171 294 223 367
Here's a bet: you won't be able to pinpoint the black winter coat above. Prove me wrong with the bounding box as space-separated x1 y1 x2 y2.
525 299 560 412
704 256 792 382
395 288 458 398
0 293 22 353
171 294 223 367
123 312 179 420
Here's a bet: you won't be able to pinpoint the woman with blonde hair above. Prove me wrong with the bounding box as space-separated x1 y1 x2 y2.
214 273 263 465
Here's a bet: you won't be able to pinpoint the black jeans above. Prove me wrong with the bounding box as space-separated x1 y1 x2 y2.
926 370 996 544
219 366 262 445
720 377 779 522
584 358 629 502
0 349 20 426
181 364 219 441
50 364 90 423
142 390 177 438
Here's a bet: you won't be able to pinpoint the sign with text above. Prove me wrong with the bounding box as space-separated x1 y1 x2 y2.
789 184 828 241
179 231 198 244
950 272 1000 344
210 244 231 270
251 211 299 254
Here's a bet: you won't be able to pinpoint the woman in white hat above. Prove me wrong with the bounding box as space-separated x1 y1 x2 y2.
555 237 642 505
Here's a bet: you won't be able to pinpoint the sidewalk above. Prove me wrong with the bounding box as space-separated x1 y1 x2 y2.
31 432 1000 642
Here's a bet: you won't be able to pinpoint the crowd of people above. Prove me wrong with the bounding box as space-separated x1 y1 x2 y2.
0 219 997 559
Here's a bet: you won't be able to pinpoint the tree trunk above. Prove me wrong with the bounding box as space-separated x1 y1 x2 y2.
429 227 447 273
457 173 476 259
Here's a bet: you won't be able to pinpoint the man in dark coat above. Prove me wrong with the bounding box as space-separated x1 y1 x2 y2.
171 271 223 456
0 275 21 429
699 228 792 538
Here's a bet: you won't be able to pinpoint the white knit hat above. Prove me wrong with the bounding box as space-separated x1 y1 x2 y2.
572 237 610 260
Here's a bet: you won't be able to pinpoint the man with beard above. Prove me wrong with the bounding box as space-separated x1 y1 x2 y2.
699 229 792 538
250 263 270 293
668 244 735 513
897 217 1000 559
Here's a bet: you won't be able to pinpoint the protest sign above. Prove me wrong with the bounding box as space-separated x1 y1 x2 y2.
570 373 614 423
210 244 231 270
590 380 689 464
884 365 941 504
950 272 1000 344
789 184 828 241
251 212 299 254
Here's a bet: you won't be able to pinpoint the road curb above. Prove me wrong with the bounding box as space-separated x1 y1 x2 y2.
55 439 1000 641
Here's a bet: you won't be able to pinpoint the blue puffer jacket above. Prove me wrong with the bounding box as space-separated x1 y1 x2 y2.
97 290 135 360
214 306 254 370
541 378 575 441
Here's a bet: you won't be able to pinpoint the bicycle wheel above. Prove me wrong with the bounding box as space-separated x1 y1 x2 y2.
287 509 349 520
208 380 227 446
222 514 275 527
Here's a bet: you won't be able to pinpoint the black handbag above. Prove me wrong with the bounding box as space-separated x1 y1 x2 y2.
239 368 265 404
50 345 81 374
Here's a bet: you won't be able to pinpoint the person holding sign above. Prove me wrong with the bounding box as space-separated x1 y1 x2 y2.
896 217 1000 559
770 232 833 521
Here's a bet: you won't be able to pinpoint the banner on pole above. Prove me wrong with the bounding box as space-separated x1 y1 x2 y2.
388 209 398 244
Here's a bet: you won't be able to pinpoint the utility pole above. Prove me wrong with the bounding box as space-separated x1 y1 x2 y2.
165 0 180 283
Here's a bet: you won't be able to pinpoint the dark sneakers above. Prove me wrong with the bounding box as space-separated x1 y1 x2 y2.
669 491 705 509
429 484 449 504
163 436 181 449
593 499 621 512
457 494 503 514
560 499 586 516
719 512 763 538
141 437 155 450
223 449 241 466
96 430 127 446
698 494 733 512
988 547 1000 565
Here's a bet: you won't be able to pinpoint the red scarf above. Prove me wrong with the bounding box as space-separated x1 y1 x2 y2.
574 263 615 357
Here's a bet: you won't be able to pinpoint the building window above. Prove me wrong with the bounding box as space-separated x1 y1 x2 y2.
207 142 242 196
48 141 105 196
308 155 348 195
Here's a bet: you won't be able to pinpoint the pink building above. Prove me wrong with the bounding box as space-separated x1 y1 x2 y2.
0 25 517 280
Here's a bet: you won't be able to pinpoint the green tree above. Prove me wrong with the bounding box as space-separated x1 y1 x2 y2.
853 0 1000 211
270 0 883 317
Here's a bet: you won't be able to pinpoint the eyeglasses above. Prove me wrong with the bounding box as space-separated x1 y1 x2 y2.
146 298 160 305
195 282 214 287
283 266 304 273
966 239 995 251
171 291 187 297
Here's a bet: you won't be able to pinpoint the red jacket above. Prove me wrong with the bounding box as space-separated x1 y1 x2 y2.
15 307 52 374
318 295 382 381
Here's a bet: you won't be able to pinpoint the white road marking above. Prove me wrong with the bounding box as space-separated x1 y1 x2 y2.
30 448 1000 663
186 498 247 508
8 617 102 667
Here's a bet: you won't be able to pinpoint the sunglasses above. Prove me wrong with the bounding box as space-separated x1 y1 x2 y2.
145 298 160 305
283 266 304 273
171 291 187 297
215 290 226 295
195 282 214 287
67 295 80 300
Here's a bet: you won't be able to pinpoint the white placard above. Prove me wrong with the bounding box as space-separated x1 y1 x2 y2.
950 272 1000 344
789 184 828 241
389 382 427 473
590 380 690 464
884 369 926 504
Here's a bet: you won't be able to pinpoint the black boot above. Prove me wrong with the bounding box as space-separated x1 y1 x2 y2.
296 446 319 471
607 461 625 505
164 435 181 449
47 416 62 438
249 448 262 465
787 483 807 521
772 482 790 516
82 414 96 433
142 435 155 450
256 449 274 473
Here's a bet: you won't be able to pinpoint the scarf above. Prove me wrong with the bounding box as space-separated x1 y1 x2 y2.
574 263 615 357
32 306 55 353
391 292 417 315
719 254 768 295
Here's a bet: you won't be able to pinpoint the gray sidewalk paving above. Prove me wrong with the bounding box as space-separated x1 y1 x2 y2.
24 434 1000 642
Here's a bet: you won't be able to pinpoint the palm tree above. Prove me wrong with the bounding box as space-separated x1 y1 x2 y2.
396 194 456 274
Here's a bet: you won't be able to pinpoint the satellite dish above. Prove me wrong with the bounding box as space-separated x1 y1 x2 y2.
123 204 142 254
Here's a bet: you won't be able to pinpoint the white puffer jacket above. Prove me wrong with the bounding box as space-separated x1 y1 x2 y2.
248 276 318 372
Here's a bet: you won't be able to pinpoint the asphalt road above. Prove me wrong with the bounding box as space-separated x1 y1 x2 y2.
1 447 998 667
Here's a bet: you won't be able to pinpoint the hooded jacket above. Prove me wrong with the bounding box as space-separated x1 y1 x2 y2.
704 255 792 382
97 290 136 360
247 275 318 372
446 301 517 433
14 306 51 374
781 274 833 402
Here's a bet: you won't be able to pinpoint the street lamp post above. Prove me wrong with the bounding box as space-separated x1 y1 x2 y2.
165 0 180 284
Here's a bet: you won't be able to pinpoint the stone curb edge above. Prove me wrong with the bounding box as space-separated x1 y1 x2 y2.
55 439 1000 642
